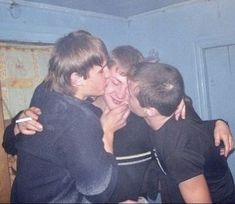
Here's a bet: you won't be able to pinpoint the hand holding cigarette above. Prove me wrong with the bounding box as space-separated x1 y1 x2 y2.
14 107 43 135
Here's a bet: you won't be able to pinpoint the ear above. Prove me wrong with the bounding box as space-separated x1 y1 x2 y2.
70 72 84 87
145 107 157 117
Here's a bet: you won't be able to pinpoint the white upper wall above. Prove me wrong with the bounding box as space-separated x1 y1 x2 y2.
0 0 128 50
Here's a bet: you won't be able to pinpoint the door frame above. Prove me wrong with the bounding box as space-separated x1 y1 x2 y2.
194 35 235 119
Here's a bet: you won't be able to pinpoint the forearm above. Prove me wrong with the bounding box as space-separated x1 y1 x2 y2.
2 111 22 155
103 131 114 154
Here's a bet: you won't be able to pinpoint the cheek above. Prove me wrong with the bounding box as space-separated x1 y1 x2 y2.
104 95 118 109
104 93 111 102
129 96 138 108
105 81 116 93
104 86 113 95
125 90 130 100
128 97 134 108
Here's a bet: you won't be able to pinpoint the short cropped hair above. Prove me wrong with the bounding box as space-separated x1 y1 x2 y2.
44 30 109 96
108 45 144 73
128 62 185 116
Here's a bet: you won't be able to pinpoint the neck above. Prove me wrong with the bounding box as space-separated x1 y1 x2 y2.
73 88 87 100
144 114 173 130
74 93 87 100
92 96 106 111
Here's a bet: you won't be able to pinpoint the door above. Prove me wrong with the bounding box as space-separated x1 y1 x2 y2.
203 44 235 176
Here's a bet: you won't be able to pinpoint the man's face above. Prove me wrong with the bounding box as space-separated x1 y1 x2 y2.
104 65 129 109
84 63 110 97
127 80 146 117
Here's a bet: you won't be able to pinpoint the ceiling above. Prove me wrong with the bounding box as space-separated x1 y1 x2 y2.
23 0 189 18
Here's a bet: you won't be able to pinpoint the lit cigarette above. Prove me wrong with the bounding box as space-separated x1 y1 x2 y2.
16 117 32 124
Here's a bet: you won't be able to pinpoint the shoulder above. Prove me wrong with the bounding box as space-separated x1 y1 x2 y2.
31 85 100 130
164 117 202 138
164 148 204 184
154 118 206 158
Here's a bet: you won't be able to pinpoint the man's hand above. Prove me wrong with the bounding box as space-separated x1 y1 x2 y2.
14 107 43 135
175 99 186 120
214 120 234 157
101 104 130 153
101 104 130 134
119 200 138 203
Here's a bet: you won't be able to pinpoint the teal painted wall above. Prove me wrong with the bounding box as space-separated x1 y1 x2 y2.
1 0 235 184
128 0 235 115
0 0 128 50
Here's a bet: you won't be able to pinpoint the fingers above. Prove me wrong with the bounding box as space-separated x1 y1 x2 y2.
181 102 186 120
120 200 138 204
174 112 180 121
216 134 233 157
226 133 234 157
101 104 129 133
19 129 37 135
214 120 234 157
223 136 229 157
175 99 186 120
17 119 43 135
229 135 234 151
16 107 43 135
123 109 130 121
112 105 129 123
219 148 225 156
23 107 41 120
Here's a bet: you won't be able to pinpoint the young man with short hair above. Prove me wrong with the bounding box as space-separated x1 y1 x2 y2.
9 30 125 203
127 61 235 203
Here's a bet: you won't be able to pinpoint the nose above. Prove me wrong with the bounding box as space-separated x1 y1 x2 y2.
103 66 110 79
117 86 128 100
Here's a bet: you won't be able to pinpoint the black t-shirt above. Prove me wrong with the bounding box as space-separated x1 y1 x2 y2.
151 116 235 203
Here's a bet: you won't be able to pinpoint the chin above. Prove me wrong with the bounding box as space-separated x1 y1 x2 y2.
96 90 105 96
107 103 119 110
105 97 119 110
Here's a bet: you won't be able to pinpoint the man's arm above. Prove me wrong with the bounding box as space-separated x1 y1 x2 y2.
2 111 22 155
2 107 43 155
60 111 118 203
179 174 212 203
185 95 234 156
14 107 43 135
214 120 234 157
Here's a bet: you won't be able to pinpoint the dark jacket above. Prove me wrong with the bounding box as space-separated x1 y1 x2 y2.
10 83 118 203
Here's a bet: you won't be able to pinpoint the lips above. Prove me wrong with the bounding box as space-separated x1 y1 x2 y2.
112 98 122 105
111 96 123 105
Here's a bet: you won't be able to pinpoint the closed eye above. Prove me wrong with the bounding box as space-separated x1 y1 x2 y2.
98 68 104 74
110 77 120 86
